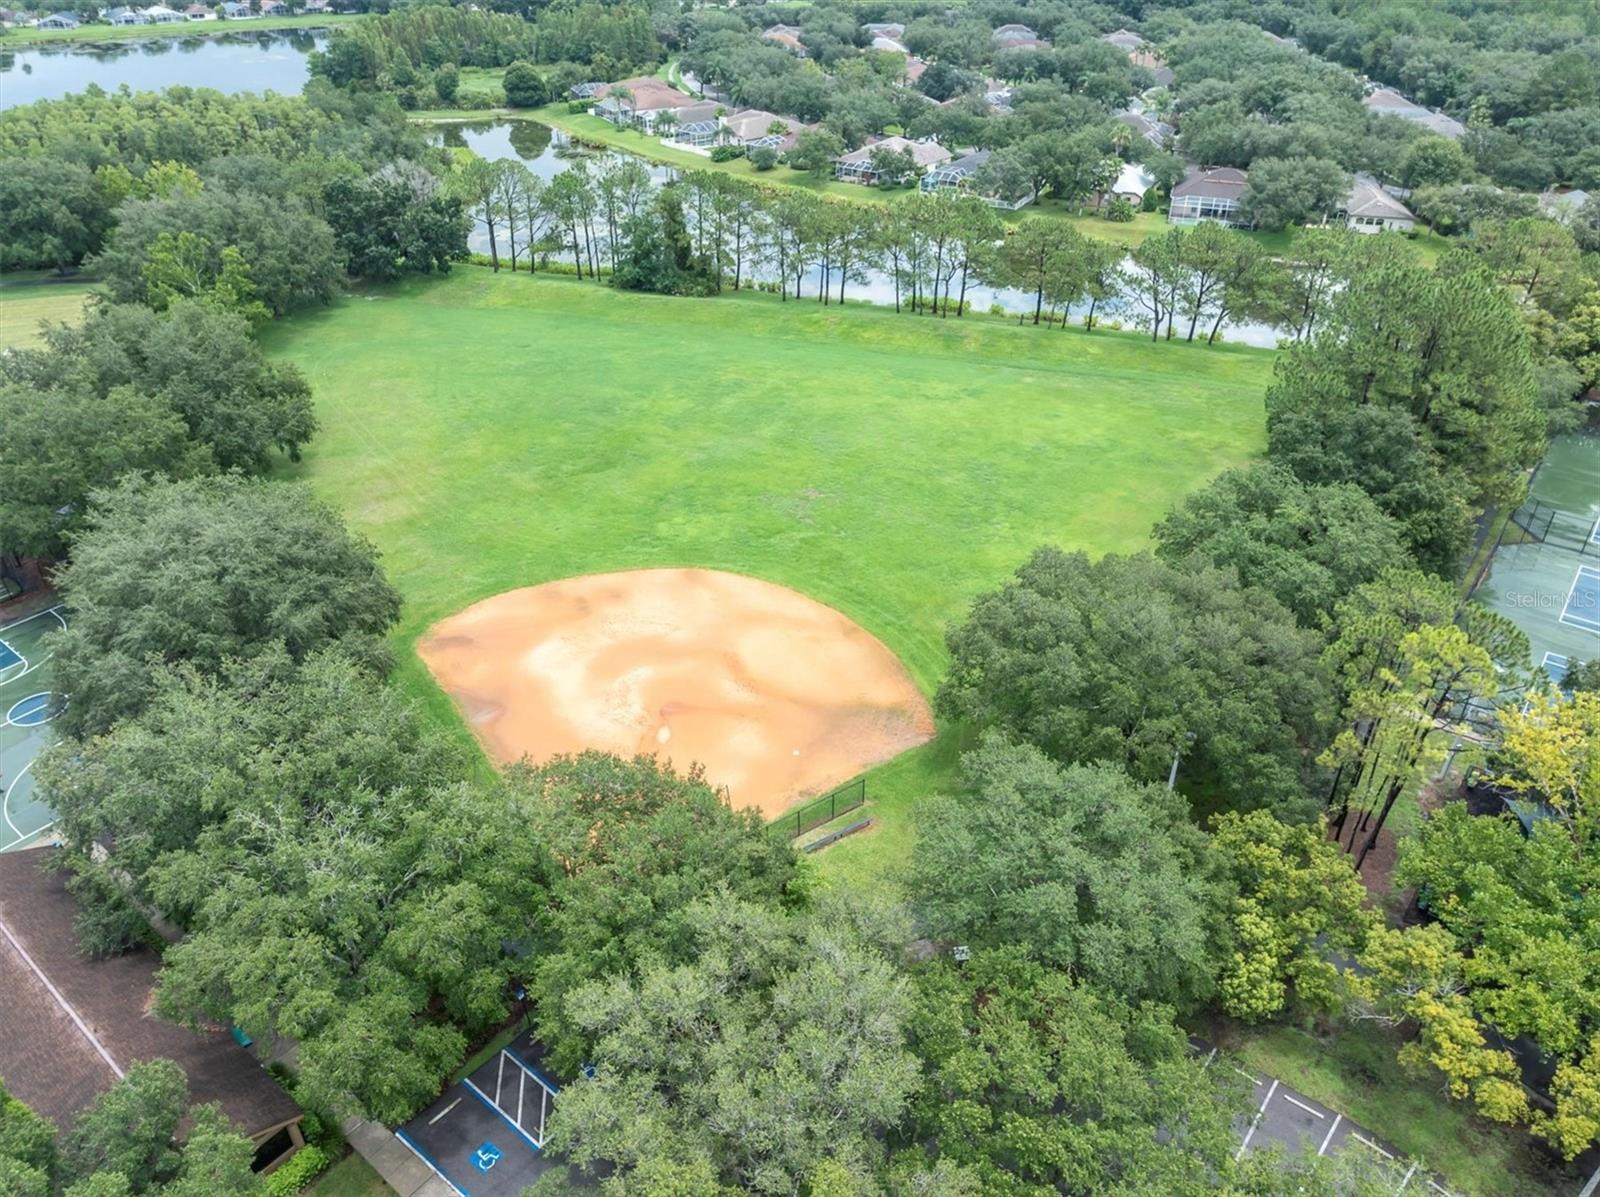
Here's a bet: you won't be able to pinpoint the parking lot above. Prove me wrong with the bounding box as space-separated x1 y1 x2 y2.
1191 1038 1452 1194
397 1031 559 1197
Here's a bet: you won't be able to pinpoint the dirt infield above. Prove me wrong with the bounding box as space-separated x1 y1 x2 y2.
417 569 935 819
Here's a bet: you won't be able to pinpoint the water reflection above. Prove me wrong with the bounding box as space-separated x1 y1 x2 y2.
440 119 1281 344
0 29 327 108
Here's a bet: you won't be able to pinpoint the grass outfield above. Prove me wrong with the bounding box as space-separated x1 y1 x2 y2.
0 276 96 351
2 13 362 44
264 268 1270 879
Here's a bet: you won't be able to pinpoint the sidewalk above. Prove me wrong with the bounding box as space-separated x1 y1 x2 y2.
343 1117 458 1197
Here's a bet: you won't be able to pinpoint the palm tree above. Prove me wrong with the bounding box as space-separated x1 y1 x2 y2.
655 110 678 141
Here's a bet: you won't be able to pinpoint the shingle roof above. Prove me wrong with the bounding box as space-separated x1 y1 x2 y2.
0 850 300 1141
1172 166 1249 200
595 77 696 112
1345 176 1413 220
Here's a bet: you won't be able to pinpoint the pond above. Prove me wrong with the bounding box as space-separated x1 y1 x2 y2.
440 120 1284 345
0 28 326 108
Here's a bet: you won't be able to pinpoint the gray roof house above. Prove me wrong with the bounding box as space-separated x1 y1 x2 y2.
106 6 149 24
835 136 952 184
862 22 904 39
920 149 1033 210
1340 175 1415 232
1168 166 1251 227
1362 87 1466 139
37 10 79 26
1114 108 1174 149
569 81 606 100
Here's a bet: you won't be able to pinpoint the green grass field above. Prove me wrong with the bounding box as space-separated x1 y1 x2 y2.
264 267 1270 876
1 12 361 44
305 1154 393 1197
0 276 96 351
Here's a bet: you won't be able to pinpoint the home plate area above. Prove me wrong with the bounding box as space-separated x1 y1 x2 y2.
398 1031 559 1197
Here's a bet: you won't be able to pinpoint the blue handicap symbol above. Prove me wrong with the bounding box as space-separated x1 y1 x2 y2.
473 1141 502 1172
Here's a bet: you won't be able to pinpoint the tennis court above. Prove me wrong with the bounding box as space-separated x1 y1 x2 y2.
1561 566 1600 633
397 1029 559 1197
1 605 67 853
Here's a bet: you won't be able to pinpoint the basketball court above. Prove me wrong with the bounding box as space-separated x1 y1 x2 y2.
1 605 67 853
397 1030 559 1197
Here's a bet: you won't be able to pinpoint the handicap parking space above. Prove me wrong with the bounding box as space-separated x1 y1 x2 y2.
398 1032 560 1197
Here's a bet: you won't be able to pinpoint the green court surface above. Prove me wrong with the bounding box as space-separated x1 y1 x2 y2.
1 605 67 853
1473 434 1600 680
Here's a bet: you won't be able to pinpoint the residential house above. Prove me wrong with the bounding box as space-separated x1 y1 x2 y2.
983 86 1014 114
1262 30 1300 49
1339 175 1415 232
919 149 1032 210
257 0 284 13
835 136 952 184
1148 65 1175 89
106 5 149 24
674 119 722 147
221 1 256 17
1539 188 1591 219
762 24 806 56
1113 108 1174 149
184 3 215 18
569 81 606 100
0 850 305 1172
1101 27 1161 70
861 21 903 39
591 77 696 127
1100 161 1156 208
36 10 79 26
1362 86 1466 139
1168 166 1251 227
722 108 803 151
902 55 927 84
870 34 908 53
303 0 327 12
992 23 1044 47
143 4 185 21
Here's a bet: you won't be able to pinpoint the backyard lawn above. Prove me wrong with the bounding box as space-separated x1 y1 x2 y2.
265 267 1271 875
0 275 96 351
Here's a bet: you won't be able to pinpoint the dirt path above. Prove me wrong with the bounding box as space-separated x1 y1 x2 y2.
418 569 933 819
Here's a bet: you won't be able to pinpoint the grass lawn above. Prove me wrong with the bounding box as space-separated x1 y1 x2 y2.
305 1154 394 1197
2 12 361 43
0 275 96 351
1215 1021 1579 1197
264 267 1270 877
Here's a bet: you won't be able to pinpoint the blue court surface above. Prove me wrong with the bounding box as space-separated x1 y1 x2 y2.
0 641 21 674
1561 566 1600 633
397 1030 559 1197
1542 652 1571 685
5 694 51 728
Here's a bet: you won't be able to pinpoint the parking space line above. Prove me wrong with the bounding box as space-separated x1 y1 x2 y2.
1317 1113 1342 1155
1235 1078 1278 1160
428 1097 462 1126
1352 1131 1395 1160
1283 1093 1324 1118
463 1077 542 1153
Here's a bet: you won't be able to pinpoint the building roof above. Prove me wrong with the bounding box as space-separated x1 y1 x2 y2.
904 55 927 83
0 850 300 1142
1346 175 1413 221
1113 109 1174 147
862 22 903 37
992 23 1036 39
1172 166 1249 201
1362 87 1466 139
1111 161 1156 198
837 136 952 170
1539 188 1591 215
1102 28 1146 51
722 108 799 142
595 77 695 112
670 100 721 125
569 81 606 99
870 35 907 53
762 24 805 52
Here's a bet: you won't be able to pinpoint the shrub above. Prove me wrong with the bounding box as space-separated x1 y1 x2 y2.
567 99 590 113
748 145 779 171
1104 196 1136 222
709 144 745 163
433 63 459 104
262 1145 330 1197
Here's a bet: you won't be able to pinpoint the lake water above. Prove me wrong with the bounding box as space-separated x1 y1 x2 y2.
0 28 324 108
443 119 1282 344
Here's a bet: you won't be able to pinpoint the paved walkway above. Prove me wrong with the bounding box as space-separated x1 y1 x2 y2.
343 1117 457 1197
1190 1038 1452 1194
